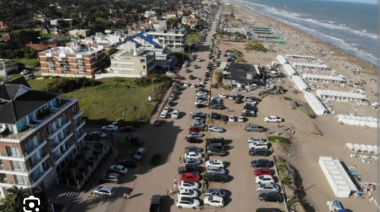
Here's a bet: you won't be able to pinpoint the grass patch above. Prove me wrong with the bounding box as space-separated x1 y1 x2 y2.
11 58 39 69
268 136 290 153
283 96 292 101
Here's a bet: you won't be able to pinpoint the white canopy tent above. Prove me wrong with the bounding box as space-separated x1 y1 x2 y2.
303 74 346 83
276 55 288 65
285 54 315 61
337 115 378 128
345 143 378 155
293 62 330 70
304 92 327 115
292 76 309 92
283 64 297 76
316 89 368 102
319 156 358 198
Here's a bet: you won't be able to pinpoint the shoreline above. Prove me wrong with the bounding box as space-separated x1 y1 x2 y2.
229 0 377 76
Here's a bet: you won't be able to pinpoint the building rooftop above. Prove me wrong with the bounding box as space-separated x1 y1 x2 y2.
230 63 258 81
42 46 101 55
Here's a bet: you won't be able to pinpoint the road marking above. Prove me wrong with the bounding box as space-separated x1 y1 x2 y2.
101 202 109 212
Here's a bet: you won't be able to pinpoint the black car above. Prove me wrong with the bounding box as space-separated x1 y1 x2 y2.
245 124 266 132
191 112 206 118
206 137 226 144
244 105 257 110
242 112 255 117
221 115 228 122
118 159 137 168
126 135 144 146
153 119 164 126
211 104 224 110
207 147 227 156
187 137 203 143
168 101 176 107
251 159 272 168
178 165 203 174
196 104 207 108
249 148 272 156
204 173 228 183
259 192 283 203
151 153 161 165
211 112 221 120
256 209 282 212
101 172 120 184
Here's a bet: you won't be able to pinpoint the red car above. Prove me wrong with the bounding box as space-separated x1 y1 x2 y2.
173 75 185 80
120 126 134 132
189 127 202 133
180 173 201 182
253 168 273 176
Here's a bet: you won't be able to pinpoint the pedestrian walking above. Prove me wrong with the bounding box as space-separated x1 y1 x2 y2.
123 193 127 199
166 189 169 195
173 177 177 184
179 156 182 163
127 193 131 199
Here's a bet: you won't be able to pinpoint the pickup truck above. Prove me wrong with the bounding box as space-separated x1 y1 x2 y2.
178 164 202 174
149 195 161 212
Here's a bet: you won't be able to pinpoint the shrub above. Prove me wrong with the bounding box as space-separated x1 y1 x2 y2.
215 71 222 84
45 77 101 94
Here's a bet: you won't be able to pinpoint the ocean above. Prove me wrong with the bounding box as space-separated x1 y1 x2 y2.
237 0 377 66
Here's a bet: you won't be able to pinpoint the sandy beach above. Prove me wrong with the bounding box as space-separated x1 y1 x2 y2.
217 1 378 211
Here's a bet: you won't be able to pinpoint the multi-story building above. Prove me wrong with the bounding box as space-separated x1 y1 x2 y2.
69 29 91 38
0 59 18 77
0 77 86 198
146 29 187 52
39 46 106 78
103 42 156 78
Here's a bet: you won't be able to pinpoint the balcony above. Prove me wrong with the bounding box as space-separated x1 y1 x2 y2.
55 144 76 165
0 166 28 176
25 140 47 160
76 132 87 143
0 153 25 162
0 178 31 188
48 120 71 140
28 153 49 173
72 110 84 119
75 120 86 131
30 166 53 187
52 133 73 153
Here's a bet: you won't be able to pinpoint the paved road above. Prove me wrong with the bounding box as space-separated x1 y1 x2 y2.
71 13 285 212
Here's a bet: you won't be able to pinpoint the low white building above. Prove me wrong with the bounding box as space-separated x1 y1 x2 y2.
316 89 368 103
69 29 91 38
0 59 18 77
337 115 379 128
276 55 288 65
291 76 309 92
304 92 327 115
283 64 297 76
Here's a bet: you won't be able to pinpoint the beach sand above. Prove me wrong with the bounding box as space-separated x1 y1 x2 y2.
219 1 378 211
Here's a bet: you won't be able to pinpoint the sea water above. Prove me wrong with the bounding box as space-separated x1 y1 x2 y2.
238 0 377 67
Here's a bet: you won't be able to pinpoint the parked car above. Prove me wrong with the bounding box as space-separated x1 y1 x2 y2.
218 93 227 99
256 175 275 184
185 146 203 153
151 153 161 165
173 75 185 80
249 148 272 156
189 126 203 133
256 209 282 212
211 112 221 120
88 131 107 138
119 126 134 132
259 192 283 203
102 125 119 132
134 148 146 160
256 183 281 193
187 137 203 143
109 165 128 175
177 188 199 198
204 195 224 207
186 132 205 139
248 143 269 150
238 116 245 122
178 181 200 190
126 135 144 146
101 173 120 184
117 159 136 168
205 159 224 168
211 104 224 110
251 159 272 168
153 119 164 126
160 111 168 118
180 173 201 182
204 173 228 183
176 196 200 209
228 116 236 122
184 152 202 160
92 186 115 197
172 110 180 119
149 195 161 212
254 168 273 176
207 166 226 175
206 137 227 144
264 116 283 123
248 137 269 144
178 165 202 174
208 126 225 132
204 188 226 197
245 124 266 132
184 158 202 165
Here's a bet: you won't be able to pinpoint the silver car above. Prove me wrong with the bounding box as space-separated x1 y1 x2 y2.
92 186 115 197
256 183 281 193
207 166 226 175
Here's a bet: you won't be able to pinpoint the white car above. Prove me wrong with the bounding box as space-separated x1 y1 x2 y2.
89 131 107 138
184 158 202 165
191 123 205 128
196 91 208 96
178 181 200 190
204 195 224 207
166 71 175 76
246 99 257 105
264 116 283 123
177 188 199 198
102 125 119 132
218 93 227 99
248 137 269 144
208 126 225 133
134 148 146 160
256 183 281 193
192 117 205 123
242 109 255 115
191 83 197 88
109 165 128 175
172 110 179 119
184 151 202 160
176 196 200 209
207 166 226 175
183 82 189 87
205 159 224 168
238 116 245 122
228 116 236 122
160 111 167 118
210 96 221 101
186 132 205 138
163 106 170 113
92 186 115 197
248 143 269 149
195 100 208 105
256 175 275 184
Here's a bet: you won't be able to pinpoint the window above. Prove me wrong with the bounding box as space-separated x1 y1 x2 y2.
140 59 145 63
143 66 146 69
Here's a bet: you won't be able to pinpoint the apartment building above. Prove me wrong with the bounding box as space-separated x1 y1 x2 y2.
0 59 18 77
69 29 91 38
103 42 156 78
146 29 187 52
39 46 106 78
0 77 86 198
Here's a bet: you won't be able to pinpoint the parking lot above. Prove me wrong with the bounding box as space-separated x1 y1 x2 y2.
68 15 286 212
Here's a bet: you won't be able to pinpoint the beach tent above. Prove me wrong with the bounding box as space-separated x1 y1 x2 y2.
276 55 288 65
292 76 309 92
283 64 297 76
303 74 346 83
285 54 315 61
293 62 330 70
319 156 358 198
337 114 378 128
304 92 327 115
317 90 368 102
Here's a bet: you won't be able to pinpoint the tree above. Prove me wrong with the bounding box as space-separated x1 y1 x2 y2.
0 186 23 212
186 33 202 46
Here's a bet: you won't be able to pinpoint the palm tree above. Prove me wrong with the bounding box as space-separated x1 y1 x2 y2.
0 186 23 212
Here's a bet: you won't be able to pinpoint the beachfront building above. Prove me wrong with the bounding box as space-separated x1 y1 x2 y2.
282 64 298 76
102 42 156 78
146 29 187 52
316 89 368 104
276 55 288 65
39 46 106 78
304 92 327 116
223 63 266 87
291 76 309 92
0 77 86 198
303 74 346 83
0 59 18 77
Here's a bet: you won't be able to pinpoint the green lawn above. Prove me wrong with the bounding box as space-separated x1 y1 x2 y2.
29 78 169 125
11 58 39 68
